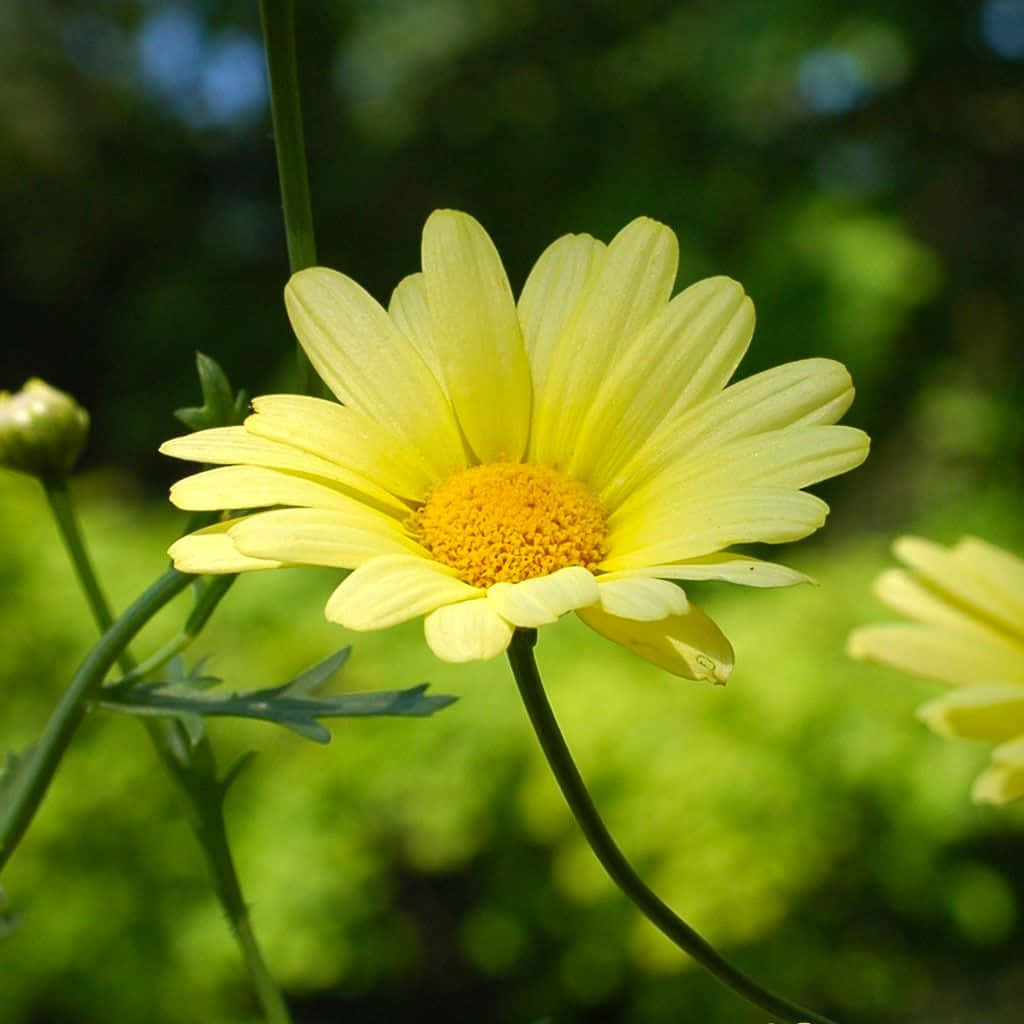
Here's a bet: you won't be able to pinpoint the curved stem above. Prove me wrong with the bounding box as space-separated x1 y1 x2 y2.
0 568 191 870
506 629 839 1024
258 0 317 393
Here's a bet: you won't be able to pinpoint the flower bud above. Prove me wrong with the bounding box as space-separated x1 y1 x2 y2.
0 379 90 479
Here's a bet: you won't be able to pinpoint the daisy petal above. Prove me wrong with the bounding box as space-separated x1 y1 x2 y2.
577 602 733 682
517 232 606 396
846 624 1024 687
228 507 425 568
952 537 1024 619
973 738 1024 804
285 267 464 478
576 276 753 487
600 554 811 588
325 553 481 630
916 685 1024 742
247 394 436 501
388 273 447 392
894 536 1024 641
168 518 284 574
602 358 855 508
603 487 830 570
425 599 515 662
160 426 408 514
421 210 531 462
531 217 678 467
592 576 688 621
486 566 600 628
169 465 378 513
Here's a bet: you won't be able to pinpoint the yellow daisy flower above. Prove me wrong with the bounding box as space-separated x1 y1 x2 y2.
848 536 1024 804
162 210 869 680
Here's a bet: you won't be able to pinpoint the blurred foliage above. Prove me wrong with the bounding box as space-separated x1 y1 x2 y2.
2 0 1023 1022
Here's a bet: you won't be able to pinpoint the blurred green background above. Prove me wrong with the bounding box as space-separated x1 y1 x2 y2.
2 0 1023 1021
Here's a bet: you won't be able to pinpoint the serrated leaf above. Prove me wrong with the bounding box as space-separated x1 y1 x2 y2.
254 646 351 700
96 683 457 743
174 352 249 431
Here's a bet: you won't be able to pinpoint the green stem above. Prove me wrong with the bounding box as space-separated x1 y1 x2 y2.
506 629 839 1024
0 568 191 870
258 0 317 393
35 480 291 1023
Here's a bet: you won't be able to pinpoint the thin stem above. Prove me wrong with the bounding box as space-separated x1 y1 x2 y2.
507 629 839 1024
258 0 317 393
0 568 191 870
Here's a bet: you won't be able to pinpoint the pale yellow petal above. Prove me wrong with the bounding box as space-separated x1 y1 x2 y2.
388 272 447 392
247 394 437 501
324 553 480 630
284 267 464 478
577 602 733 682
169 465 377 513
612 425 869 527
592 576 688 621
531 217 678 467
602 358 855 509
485 566 600 628
846 624 1024 687
602 487 830 570
228 507 424 568
952 537 1024 618
894 536 1024 642
160 426 408 514
916 685 1024 741
600 554 811 589
421 210 531 462
424 599 515 662
973 738 1024 804
574 277 753 487
517 232 606 395
168 519 284 574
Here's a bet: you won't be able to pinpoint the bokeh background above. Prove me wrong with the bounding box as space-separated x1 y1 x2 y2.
2 1 1023 1021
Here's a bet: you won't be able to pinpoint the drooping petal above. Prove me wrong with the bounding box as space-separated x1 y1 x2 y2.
517 232 606 396
421 210 531 462
601 554 811 588
916 685 1024 741
846 624 1024 687
424 599 515 662
574 277 753 487
160 426 408 514
602 487 830 570
894 536 1024 642
228 507 425 568
168 518 284 574
602 358 856 509
486 566 600 628
284 267 465 478
325 553 481 630
592 576 688 621
576 602 733 682
247 394 437 502
531 217 678 468
170 465 384 514
973 737 1024 804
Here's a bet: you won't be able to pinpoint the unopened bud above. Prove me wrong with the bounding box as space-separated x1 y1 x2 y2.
0 379 90 479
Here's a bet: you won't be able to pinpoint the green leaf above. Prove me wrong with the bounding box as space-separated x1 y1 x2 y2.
96 683 456 742
174 352 249 431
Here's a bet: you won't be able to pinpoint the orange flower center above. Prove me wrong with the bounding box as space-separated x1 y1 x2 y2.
408 462 607 588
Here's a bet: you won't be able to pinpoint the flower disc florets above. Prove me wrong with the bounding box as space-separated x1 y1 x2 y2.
408 462 607 587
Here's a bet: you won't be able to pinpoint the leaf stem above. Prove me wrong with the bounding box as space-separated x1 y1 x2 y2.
506 629 839 1024
258 0 317 392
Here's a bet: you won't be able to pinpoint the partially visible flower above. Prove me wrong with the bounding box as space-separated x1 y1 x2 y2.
162 210 869 679
0 379 89 479
848 536 1024 805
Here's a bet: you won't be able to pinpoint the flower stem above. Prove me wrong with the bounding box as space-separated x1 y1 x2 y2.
32 479 292 1024
0 566 191 870
506 629 839 1024
258 0 317 393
